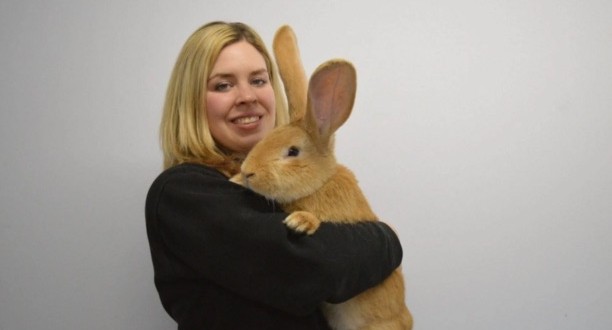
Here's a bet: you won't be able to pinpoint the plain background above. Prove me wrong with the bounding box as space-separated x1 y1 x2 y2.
1 0 611 329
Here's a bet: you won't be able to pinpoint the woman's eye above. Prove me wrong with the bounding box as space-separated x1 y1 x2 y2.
214 82 232 92
287 146 300 157
251 77 268 86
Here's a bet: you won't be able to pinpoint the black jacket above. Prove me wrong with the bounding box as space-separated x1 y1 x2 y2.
145 163 403 329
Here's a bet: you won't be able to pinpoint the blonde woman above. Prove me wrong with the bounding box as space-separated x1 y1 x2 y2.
145 21 403 329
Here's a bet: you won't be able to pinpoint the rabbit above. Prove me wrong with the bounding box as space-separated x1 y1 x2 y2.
231 25 413 330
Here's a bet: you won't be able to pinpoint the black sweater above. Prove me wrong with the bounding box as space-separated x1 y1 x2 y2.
145 163 403 329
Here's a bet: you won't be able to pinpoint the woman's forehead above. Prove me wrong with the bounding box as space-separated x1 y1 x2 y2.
211 41 267 74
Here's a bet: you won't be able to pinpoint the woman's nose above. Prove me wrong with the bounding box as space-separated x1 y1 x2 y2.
236 84 256 104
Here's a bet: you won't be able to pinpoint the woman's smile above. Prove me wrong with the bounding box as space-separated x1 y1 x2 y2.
232 114 263 126
206 40 276 154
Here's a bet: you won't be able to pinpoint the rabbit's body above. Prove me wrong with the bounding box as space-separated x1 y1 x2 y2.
232 25 413 330
323 270 410 330
283 164 413 330
236 122 413 330
284 164 378 222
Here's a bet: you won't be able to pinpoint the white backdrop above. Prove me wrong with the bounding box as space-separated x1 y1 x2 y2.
1 0 611 329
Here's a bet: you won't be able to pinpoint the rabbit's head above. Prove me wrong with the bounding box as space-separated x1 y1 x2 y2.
235 26 357 203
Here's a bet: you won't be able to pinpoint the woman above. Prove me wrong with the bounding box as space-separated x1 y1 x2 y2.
145 21 403 329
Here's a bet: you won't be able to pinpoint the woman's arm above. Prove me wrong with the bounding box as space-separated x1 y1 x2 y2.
145 163 402 316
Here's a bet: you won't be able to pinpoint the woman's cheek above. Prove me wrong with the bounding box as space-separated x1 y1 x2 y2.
260 86 276 113
206 93 229 120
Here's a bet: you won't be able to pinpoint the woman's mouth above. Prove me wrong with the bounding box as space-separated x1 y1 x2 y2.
233 116 261 125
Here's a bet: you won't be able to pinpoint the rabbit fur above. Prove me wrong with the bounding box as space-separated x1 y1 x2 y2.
231 25 413 330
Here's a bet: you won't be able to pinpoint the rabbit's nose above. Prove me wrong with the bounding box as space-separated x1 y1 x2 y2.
243 172 255 188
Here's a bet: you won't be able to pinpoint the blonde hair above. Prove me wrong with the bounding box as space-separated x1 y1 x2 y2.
160 21 289 174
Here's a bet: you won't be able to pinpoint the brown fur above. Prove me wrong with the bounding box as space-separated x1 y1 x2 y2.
232 25 413 330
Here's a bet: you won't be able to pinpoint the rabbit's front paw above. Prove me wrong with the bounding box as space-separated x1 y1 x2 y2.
284 211 320 235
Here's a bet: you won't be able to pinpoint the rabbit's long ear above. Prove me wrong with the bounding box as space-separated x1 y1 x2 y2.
305 60 356 143
273 25 308 121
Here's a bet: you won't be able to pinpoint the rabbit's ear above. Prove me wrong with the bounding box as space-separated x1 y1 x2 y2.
273 25 308 122
306 60 356 142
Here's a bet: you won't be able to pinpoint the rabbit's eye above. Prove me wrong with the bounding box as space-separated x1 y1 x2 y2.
287 146 300 157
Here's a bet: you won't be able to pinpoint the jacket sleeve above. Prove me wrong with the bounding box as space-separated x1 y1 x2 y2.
145 165 403 316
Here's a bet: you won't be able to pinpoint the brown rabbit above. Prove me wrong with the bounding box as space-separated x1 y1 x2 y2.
232 25 413 330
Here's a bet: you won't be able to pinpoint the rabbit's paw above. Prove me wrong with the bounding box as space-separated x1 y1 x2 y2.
284 211 321 235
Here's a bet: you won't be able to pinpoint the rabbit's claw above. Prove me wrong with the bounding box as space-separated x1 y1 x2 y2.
284 211 321 235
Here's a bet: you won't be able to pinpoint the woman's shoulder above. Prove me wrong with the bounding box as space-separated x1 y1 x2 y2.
162 162 224 177
147 163 230 201
152 163 224 184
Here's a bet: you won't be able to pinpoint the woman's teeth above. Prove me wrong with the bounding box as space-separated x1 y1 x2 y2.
234 116 260 124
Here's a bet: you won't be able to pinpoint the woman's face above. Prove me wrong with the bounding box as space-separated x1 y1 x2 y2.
206 40 276 156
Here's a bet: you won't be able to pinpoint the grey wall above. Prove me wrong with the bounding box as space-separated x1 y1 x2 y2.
1 0 611 329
